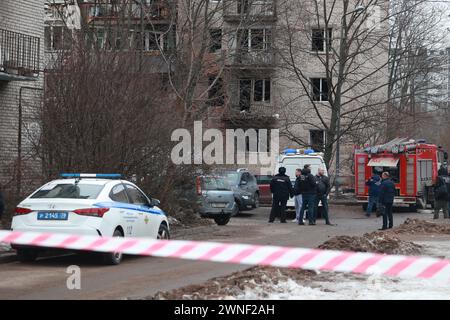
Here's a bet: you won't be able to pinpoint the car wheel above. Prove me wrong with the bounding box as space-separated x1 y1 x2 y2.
157 224 170 240
16 248 38 263
103 229 124 265
231 202 240 216
252 193 260 209
409 203 418 212
214 215 231 226
362 203 368 211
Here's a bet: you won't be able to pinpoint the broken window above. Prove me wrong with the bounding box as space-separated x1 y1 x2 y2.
312 28 332 52
208 76 224 106
311 78 329 102
209 29 222 52
310 130 325 152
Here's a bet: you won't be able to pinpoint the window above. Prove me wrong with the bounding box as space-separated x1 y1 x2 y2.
310 129 325 152
208 76 224 106
238 28 271 51
135 31 164 52
45 26 71 50
238 0 249 14
209 29 222 52
110 184 130 203
311 78 329 102
125 185 150 206
31 183 104 199
254 79 271 102
312 28 332 52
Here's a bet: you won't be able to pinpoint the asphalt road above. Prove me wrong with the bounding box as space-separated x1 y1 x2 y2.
0 205 435 300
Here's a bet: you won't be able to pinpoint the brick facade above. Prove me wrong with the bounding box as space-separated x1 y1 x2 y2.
0 0 44 211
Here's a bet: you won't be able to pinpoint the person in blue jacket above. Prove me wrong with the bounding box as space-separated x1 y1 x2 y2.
365 171 381 217
378 172 396 230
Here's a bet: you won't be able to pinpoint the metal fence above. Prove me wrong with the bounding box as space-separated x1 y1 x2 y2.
0 28 40 77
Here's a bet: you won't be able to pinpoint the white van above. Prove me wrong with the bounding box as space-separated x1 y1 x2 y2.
275 149 328 209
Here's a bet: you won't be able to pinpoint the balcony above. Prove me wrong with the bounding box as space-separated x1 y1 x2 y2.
227 49 275 69
82 0 173 23
222 104 279 127
223 0 276 22
0 29 40 81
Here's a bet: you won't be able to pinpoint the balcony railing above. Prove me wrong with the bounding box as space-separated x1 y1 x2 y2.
82 1 173 21
222 104 278 126
0 29 40 80
223 0 276 22
228 49 275 67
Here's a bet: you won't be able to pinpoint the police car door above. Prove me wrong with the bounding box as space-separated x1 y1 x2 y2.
123 184 148 237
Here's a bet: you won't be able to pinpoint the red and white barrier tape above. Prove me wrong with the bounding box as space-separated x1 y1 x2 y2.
1 230 450 281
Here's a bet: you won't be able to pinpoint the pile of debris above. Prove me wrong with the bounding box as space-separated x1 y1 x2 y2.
390 218 450 235
149 267 315 300
318 231 422 255
147 219 450 300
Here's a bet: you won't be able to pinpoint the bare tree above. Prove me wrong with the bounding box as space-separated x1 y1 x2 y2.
276 0 391 174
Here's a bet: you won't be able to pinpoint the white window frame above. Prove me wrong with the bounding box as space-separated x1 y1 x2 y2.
311 28 332 53
239 28 271 52
311 78 329 102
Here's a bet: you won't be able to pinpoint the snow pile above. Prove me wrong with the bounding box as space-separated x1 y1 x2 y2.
237 273 450 300
318 231 422 255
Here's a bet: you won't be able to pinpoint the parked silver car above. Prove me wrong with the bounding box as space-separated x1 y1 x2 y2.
196 176 238 225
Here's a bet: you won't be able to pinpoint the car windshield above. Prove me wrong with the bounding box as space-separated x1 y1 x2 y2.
224 172 239 186
31 183 104 199
202 177 231 191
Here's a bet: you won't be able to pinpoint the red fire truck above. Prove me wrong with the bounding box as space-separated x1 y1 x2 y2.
354 138 448 211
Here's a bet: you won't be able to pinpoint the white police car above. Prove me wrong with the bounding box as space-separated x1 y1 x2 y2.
11 174 169 265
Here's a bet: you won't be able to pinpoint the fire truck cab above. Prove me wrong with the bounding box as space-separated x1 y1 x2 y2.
355 138 448 211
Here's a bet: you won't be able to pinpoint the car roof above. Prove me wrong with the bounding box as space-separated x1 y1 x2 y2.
46 179 122 186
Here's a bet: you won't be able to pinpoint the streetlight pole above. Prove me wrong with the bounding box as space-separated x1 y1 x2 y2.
334 5 365 198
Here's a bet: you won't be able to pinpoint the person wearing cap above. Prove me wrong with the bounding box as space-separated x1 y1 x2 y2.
269 167 294 223
298 165 318 225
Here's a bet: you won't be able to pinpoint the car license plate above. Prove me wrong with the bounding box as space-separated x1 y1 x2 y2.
211 203 227 208
37 212 69 220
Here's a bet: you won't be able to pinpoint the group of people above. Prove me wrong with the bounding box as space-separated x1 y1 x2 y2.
365 165 450 230
269 165 332 226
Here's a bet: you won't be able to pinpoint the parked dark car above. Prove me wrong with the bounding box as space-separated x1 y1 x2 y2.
220 169 260 212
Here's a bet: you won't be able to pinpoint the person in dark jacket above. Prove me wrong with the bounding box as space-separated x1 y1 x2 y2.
315 168 332 225
269 167 294 223
365 171 382 217
293 168 303 223
433 166 449 219
298 166 318 225
378 172 396 230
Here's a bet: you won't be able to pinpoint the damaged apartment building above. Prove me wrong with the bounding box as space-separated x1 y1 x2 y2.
0 0 45 202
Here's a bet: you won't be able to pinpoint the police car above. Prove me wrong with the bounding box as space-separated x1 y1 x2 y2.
11 174 169 265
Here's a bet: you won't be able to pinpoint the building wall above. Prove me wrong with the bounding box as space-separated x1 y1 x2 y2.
0 0 45 202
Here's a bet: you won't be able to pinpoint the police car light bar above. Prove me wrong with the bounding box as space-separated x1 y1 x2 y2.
60 173 122 179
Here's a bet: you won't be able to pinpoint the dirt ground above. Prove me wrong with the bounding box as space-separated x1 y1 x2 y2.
148 218 450 300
